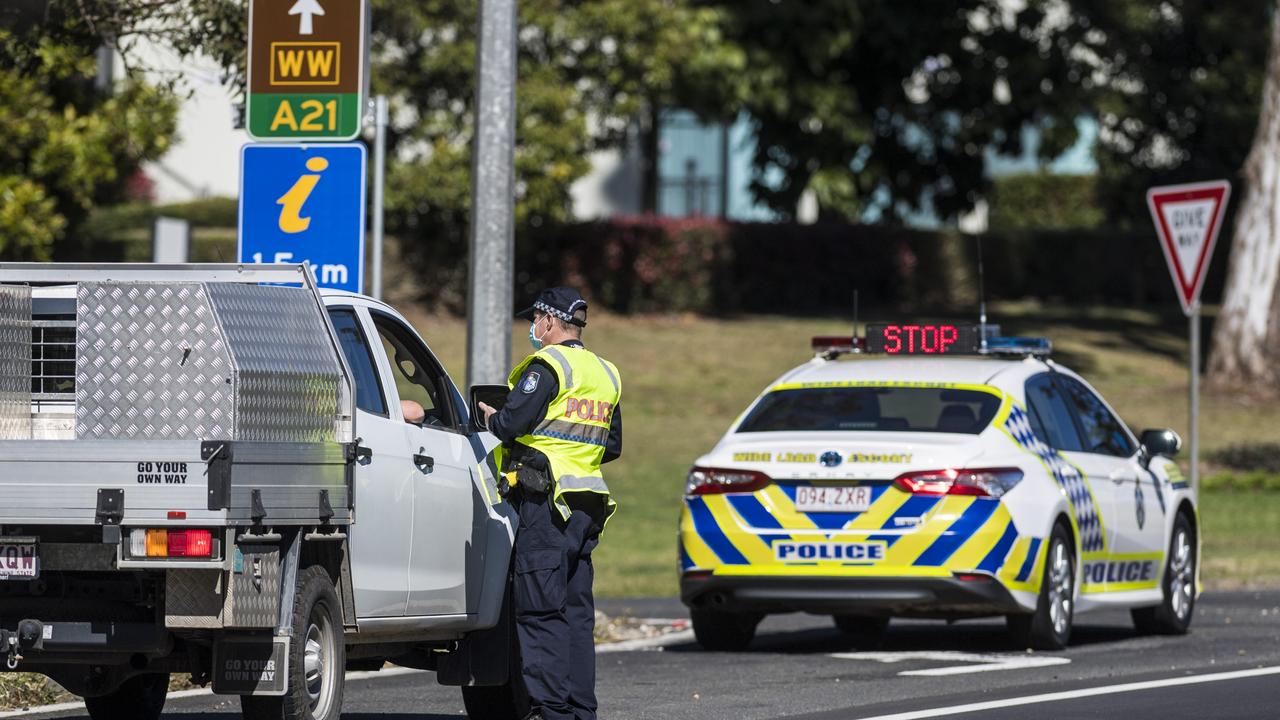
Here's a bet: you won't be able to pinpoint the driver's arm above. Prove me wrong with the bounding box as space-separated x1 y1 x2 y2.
488 361 558 444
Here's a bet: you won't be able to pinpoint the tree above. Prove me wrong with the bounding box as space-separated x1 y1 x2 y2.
1208 5 1280 389
1070 0 1268 228
0 1 181 260
371 0 737 306
704 0 1093 222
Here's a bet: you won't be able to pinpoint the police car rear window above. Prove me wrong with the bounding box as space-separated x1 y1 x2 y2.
736 387 1002 434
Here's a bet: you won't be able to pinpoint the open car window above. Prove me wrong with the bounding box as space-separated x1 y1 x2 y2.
736 386 1002 434
369 311 459 430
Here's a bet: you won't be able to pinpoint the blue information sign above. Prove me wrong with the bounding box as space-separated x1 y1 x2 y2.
238 143 366 293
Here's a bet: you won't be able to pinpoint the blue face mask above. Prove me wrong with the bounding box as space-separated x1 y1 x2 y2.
528 319 545 350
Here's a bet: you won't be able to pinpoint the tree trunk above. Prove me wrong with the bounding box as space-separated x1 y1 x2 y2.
1208 6 1280 389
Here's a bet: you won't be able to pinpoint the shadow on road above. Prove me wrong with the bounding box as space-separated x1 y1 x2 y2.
666 618 1141 655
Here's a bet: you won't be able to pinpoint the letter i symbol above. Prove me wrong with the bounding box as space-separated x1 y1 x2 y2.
277 156 329 234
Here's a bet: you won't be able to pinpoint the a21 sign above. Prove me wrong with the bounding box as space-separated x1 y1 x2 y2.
247 0 366 141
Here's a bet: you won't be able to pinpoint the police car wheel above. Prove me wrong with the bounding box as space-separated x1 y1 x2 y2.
691 609 762 651
1131 512 1196 636
1007 522 1074 650
83 672 168 720
832 615 889 650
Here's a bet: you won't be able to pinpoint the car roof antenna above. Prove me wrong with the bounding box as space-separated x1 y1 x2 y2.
976 235 988 353
852 289 859 342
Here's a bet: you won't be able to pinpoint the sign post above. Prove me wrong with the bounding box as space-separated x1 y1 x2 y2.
1147 180 1231 491
239 143 367 293
247 0 366 141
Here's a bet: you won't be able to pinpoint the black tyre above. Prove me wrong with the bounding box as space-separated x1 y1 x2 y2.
833 614 890 650
1132 512 1197 635
1008 522 1075 650
242 566 345 720
84 672 169 720
462 682 529 720
691 608 761 651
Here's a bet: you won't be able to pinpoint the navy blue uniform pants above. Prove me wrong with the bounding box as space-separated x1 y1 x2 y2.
512 491 602 720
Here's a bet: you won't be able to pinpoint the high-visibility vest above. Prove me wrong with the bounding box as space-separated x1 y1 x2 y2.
505 344 621 523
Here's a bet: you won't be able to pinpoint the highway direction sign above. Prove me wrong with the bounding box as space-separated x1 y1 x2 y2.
247 0 366 140
238 143 367 293
1147 180 1231 316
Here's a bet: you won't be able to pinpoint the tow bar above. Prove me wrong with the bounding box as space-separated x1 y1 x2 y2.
0 620 46 669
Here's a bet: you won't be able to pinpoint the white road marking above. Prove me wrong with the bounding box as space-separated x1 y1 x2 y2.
849 665 1280 720
830 650 1070 676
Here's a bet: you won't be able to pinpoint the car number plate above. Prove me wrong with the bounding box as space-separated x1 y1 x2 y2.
0 540 39 580
794 486 872 513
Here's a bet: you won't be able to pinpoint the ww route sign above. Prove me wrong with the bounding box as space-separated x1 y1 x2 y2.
247 0 366 141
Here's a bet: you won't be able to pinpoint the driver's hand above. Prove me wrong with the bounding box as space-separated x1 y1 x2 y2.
478 401 498 424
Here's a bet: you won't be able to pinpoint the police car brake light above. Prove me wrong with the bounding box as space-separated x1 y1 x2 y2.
686 467 772 496
893 467 1023 498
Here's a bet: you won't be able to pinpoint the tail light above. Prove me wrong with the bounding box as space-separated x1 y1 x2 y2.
893 468 1023 498
686 467 772 496
130 529 215 558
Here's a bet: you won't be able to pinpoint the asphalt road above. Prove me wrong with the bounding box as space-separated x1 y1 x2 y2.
24 590 1280 720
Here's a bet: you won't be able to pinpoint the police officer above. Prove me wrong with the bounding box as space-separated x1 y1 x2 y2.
478 287 621 720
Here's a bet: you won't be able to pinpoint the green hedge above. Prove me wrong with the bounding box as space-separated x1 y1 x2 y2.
57 204 1229 315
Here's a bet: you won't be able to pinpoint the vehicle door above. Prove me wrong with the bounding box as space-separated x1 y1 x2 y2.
1054 375 1165 562
327 307 413 617
368 310 476 617
1023 373 1123 562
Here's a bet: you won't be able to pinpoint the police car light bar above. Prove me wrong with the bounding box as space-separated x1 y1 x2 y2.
811 336 864 358
984 335 1053 357
814 324 1051 358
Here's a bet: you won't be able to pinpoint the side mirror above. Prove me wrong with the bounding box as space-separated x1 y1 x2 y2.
1140 428 1182 463
469 384 510 432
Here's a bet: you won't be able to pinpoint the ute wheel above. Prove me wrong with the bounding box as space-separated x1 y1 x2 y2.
1008 522 1075 650
833 615 890 650
1132 512 1197 635
84 673 169 720
691 608 761 651
242 566 345 720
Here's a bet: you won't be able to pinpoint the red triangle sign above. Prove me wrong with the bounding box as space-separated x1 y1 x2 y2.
1147 180 1231 315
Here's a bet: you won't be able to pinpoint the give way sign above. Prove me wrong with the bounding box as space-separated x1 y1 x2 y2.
1147 180 1231 315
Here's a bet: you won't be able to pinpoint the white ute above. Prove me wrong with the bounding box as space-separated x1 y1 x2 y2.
0 264 520 720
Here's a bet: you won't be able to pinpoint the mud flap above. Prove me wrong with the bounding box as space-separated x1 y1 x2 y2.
212 635 289 696
436 584 513 687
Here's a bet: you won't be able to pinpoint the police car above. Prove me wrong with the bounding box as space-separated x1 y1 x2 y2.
678 323 1198 651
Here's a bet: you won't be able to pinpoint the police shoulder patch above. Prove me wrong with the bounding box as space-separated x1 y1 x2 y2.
521 371 540 394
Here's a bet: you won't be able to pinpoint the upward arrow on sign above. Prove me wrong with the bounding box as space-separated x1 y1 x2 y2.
289 0 325 35
1147 180 1231 316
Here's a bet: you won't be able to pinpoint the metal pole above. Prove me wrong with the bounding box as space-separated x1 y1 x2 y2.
1189 304 1200 490
466 0 518 388
371 95 387 300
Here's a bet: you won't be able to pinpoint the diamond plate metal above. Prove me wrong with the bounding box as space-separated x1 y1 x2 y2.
224 544 282 628
207 284 341 444
0 285 32 440
75 283 341 442
76 282 235 440
166 569 225 629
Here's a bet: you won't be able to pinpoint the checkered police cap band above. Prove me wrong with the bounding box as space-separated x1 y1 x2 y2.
535 299 587 326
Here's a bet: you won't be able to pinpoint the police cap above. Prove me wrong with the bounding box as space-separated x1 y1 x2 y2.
517 287 588 327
